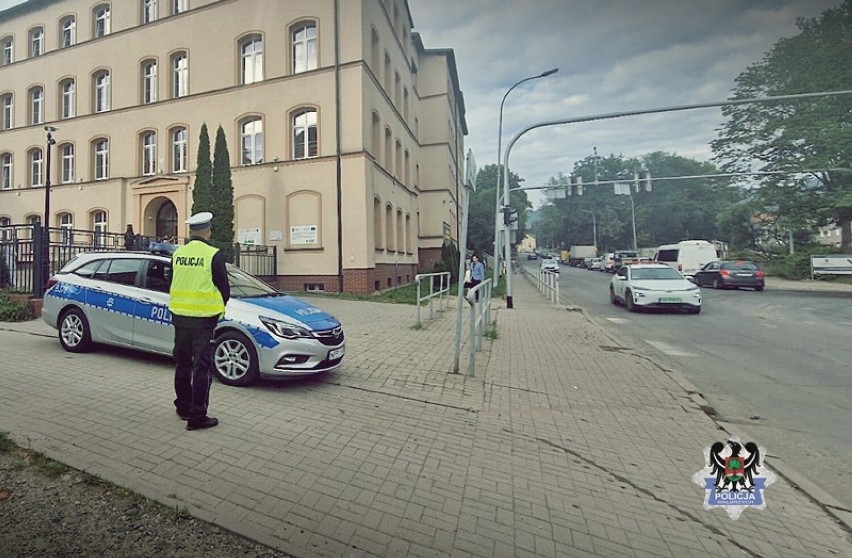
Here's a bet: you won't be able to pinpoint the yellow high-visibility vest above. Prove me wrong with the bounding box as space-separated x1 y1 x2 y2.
168 240 225 317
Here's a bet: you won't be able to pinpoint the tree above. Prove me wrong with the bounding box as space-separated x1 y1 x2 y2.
191 123 212 218
711 0 852 250
211 125 235 254
466 164 530 256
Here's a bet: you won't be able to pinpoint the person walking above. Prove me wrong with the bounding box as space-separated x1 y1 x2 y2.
168 212 230 431
469 254 485 301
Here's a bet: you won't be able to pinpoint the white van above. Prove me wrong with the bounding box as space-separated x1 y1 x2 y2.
654 240 718 278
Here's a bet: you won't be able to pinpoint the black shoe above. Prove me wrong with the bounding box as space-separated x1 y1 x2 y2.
186 416 219 431
176 409 191 421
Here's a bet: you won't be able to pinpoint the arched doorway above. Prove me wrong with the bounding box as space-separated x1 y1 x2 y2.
156 200 178 240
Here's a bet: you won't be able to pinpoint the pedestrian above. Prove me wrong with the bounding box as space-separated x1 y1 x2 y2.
124 224 135 250
168 212 230 431
469 254 485 301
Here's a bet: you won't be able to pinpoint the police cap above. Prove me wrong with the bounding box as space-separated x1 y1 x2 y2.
185 212 213 231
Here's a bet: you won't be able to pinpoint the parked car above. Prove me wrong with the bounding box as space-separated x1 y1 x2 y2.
693 260 765 291
526 253 538 260
588 257 603 271
541 258 560 273
42 251 345 386
610 263 701 314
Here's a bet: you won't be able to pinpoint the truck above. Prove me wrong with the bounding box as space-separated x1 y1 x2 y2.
568 245 597 267
559 250 570 264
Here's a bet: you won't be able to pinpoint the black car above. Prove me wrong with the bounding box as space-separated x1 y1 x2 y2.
526 253 538 260
693 260 765 291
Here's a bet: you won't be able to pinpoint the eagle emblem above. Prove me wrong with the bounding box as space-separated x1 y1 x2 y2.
692 436 777 519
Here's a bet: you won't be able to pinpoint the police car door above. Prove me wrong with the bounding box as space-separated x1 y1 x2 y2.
132 258 173 353
84 257 144 347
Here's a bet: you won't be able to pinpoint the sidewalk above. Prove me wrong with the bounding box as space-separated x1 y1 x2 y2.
0 278 850 557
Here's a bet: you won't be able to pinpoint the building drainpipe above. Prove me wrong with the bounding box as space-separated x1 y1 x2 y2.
334 0 344 292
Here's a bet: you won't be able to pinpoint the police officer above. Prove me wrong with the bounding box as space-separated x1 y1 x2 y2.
168 212 230 431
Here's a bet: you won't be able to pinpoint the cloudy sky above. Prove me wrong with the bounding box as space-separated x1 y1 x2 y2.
0 0 840 206
407 0 840 206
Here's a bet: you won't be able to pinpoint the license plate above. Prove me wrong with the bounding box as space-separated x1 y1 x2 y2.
328 347 345 360
735 272 752 277
659 297 681 303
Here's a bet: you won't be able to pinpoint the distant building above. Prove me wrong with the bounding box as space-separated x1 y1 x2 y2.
816 224 842 247
519 234 536 252
0 0 467 293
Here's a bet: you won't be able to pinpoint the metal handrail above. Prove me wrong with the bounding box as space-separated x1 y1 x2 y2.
414 271 451 326
464 278 492 376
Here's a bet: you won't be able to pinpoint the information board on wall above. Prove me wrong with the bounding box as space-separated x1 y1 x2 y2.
238 228 261 245
290 225 318 245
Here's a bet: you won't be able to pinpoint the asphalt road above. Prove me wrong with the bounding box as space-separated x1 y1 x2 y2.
537 263 852 511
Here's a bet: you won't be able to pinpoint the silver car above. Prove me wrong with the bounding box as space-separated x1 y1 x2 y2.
42 251 345 386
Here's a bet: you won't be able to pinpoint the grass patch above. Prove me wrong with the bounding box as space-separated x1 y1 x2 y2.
0 292 34 322
485 320 499 340
292 269 507 305
0 432 14 452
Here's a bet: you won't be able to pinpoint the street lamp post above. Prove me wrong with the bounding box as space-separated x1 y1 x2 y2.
493 68 557 288
42 126 58 293
581 209 597 250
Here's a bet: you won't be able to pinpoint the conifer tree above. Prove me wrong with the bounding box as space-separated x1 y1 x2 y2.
191 123 213 218
211 125 235 255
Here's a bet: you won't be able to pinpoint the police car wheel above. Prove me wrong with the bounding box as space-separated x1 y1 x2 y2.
212 331 260 387
59 308 93 353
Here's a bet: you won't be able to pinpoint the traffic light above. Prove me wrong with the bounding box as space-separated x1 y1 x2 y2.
633 170 652 192
569 175 583 196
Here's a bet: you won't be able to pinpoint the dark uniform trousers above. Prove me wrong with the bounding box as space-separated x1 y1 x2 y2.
172 315 218 419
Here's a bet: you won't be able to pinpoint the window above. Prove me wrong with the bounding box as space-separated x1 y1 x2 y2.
141 131 157 175
144 259 171 292
103 258 143 286
394 71 400 106
1 36 12 65
171 127 187 172
384 127 391 171
93 138 109 180
240 35 263 84
60 16 76 47
1 153 12 190
0 217 10 240
29 148 43 187
58 212 73 244
370 28 379 74
371 112 380 159
395 140 401 178
172 0 187 15
60 78 75 119
172 52 188 97
94 71 110 112
1 93 12 130
292 109 317 159
29 27 44 57
92 210 107 247
240 117 263 165
141 60 157 104
60 143 75 183
403 87 409 120
292 22 317 73
383 53 391 91
142 0 158 23
385 204 393 251
29 86 43 125
93 5 111 38
373 197 382 250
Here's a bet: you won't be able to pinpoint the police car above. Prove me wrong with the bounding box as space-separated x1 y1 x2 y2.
41 250 345 386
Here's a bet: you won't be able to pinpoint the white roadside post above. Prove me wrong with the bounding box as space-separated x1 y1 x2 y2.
454 150 477 373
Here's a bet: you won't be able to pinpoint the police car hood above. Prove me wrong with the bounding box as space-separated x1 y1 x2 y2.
231 295 338 327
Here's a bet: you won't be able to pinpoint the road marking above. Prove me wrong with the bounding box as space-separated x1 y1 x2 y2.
645 340 698 357
606 317 630 324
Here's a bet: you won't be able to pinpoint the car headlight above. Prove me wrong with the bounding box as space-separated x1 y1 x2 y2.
632 286 649 291
685 286 699 292
260 316 313 339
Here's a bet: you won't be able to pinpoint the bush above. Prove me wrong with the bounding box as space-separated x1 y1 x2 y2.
764 246 844 280
0 293 33 322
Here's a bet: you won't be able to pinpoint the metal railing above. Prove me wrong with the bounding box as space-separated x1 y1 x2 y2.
0 224 277 296
464 278 493 376
520 263 560 305
414 271 451 326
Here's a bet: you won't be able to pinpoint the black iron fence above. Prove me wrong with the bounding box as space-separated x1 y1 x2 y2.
0 224 277 296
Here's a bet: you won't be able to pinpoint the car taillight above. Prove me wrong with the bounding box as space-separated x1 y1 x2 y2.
45 277 59 291
756 271 765 278
720 270 730 277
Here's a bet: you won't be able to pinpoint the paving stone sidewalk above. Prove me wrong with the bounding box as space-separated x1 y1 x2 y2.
0 277 850 557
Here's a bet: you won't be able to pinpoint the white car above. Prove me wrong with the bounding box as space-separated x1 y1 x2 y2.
541 258 560 273
609 263 701 314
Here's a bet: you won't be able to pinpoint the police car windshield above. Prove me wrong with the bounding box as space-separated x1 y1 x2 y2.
227 265 281 298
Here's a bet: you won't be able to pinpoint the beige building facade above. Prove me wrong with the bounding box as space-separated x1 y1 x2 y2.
0 0 467 293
